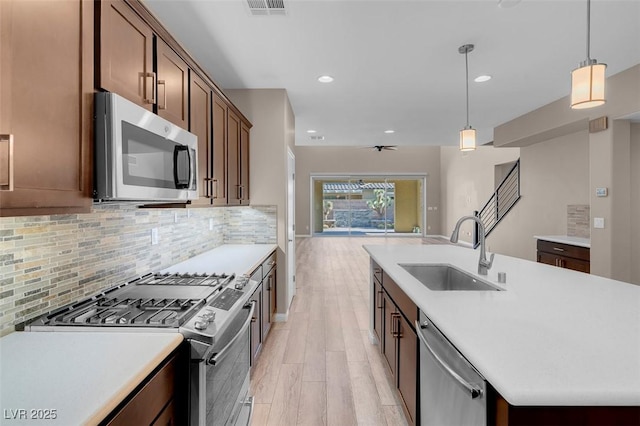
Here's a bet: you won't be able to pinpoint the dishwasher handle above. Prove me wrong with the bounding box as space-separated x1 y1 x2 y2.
416 320 483 399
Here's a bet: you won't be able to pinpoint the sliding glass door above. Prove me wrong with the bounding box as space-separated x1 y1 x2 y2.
312 175 425 236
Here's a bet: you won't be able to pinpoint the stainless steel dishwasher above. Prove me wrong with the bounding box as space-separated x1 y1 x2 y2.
416 311 487 426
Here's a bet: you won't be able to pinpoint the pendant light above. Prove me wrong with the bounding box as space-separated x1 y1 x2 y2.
459 44 476 151
571 0 606 109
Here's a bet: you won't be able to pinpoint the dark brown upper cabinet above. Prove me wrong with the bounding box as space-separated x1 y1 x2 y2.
0 0 93 216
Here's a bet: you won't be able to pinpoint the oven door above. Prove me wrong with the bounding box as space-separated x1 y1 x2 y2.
191 301 255 426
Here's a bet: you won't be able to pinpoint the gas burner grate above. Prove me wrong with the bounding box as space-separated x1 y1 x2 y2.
135 272 235 287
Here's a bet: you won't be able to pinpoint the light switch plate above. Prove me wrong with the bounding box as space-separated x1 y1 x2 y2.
151 228 159 245
596 187 608 197
594 217 605 229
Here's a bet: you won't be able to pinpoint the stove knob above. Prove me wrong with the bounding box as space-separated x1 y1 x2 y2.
194 320 208 331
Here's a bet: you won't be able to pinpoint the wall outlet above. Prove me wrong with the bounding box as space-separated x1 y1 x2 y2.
209 218 214 231
594 217 605 229
174 213 178 223
187 209 192 218
151 228 159 245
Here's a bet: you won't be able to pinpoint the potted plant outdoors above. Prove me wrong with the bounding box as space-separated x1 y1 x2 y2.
323 200 334 228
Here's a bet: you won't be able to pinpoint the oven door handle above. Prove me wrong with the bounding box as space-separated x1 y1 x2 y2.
207 301 255 366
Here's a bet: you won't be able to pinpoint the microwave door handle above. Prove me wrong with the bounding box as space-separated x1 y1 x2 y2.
173 145 190 189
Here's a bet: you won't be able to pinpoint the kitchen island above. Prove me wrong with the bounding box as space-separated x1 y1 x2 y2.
365 244 640 424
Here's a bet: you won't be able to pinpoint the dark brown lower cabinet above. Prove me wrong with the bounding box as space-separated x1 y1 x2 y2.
103 345 187 426
493 394 640 426
379 275 417 426
536 240 590 273
249 284 262 366
373 279 383 343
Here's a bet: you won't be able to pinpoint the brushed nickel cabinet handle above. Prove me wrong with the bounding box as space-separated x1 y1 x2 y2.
0 134 14 191
157 79 166 110
144 72 156 104
203 177 212 198
212 179 219 199
553 247 565 252
376 290 384 309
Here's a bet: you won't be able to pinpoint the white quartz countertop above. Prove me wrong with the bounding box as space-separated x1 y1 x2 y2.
534 235 591 248
364 244 640 406
0 332 183 425
161 244 277 275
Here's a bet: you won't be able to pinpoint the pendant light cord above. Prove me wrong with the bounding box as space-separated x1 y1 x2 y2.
465 50 470 128
586 0 591 61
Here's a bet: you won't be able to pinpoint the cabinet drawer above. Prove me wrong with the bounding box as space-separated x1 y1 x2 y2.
382 271 417 327
263 252 277 275
372 260 383 285
537 240 590 261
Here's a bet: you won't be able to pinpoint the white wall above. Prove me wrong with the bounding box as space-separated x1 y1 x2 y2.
631 123 640 285
440 146 520 242
226 89 296 313
294 146 441 236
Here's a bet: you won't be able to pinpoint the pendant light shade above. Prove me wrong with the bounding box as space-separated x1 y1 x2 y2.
460 127 476 152
459 44 476 151
570 0 606 109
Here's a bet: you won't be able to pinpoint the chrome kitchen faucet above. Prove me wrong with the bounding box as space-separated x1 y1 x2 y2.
450 216 495 276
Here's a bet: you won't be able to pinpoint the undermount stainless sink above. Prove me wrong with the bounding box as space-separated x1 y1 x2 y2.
399 264 501 291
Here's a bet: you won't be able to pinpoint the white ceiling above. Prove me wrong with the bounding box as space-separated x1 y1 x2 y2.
143 0 640 147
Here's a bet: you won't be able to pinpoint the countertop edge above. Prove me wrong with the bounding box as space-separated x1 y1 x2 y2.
534 235 591 248
84 334 184 425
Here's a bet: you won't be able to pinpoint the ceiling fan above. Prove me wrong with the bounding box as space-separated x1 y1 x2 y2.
372 145 397 152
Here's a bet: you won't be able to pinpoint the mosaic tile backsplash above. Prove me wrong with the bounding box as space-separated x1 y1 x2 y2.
567 204 590 239
0 204 276 335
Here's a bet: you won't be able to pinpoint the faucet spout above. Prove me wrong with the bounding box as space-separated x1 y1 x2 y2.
450 215 495 275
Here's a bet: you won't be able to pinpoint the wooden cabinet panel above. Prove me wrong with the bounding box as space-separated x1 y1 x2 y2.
383 271 417 327
212 94 228 206
189 72 212 205
397 314 417 426
106 353 178 426
0 0 92 216
157 39 188 129
536 240 590 273
249 285 262 366
263 266 275 339
373 280 383 343
99 0 153 110
382 292 397 379
227 110 241 206
239 122 250 205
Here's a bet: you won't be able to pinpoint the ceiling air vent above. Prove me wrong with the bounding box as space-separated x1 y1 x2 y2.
310 135 325 141
247 0 286 16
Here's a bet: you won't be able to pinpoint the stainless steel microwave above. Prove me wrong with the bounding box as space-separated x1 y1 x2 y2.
94 92 198 202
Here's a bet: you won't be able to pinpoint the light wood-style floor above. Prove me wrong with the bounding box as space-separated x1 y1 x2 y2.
250 236 433 426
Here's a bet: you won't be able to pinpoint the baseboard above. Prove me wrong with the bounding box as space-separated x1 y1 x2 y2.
368 330 380 346
274 312 289 322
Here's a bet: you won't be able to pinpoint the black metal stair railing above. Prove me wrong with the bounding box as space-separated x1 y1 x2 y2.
473 159 521 248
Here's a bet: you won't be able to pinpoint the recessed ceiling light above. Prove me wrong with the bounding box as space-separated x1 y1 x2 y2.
317 75 334 83
474 75 492 83
307 129 317 134
384 130 395 134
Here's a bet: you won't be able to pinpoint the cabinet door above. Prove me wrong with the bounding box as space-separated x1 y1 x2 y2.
560 257 590 273
382 292 397 379
397 314 417 426
537 252 558 267
373 280 384 343
157 39 188 129
0 0 92 216
189 72 212 205
239 122 250 205
212 94 228 205
227 110 241 206
262 267 276 340
99 0 154 110
249 286 262 366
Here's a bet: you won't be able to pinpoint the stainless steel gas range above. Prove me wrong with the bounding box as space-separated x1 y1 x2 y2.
25 271 257 426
